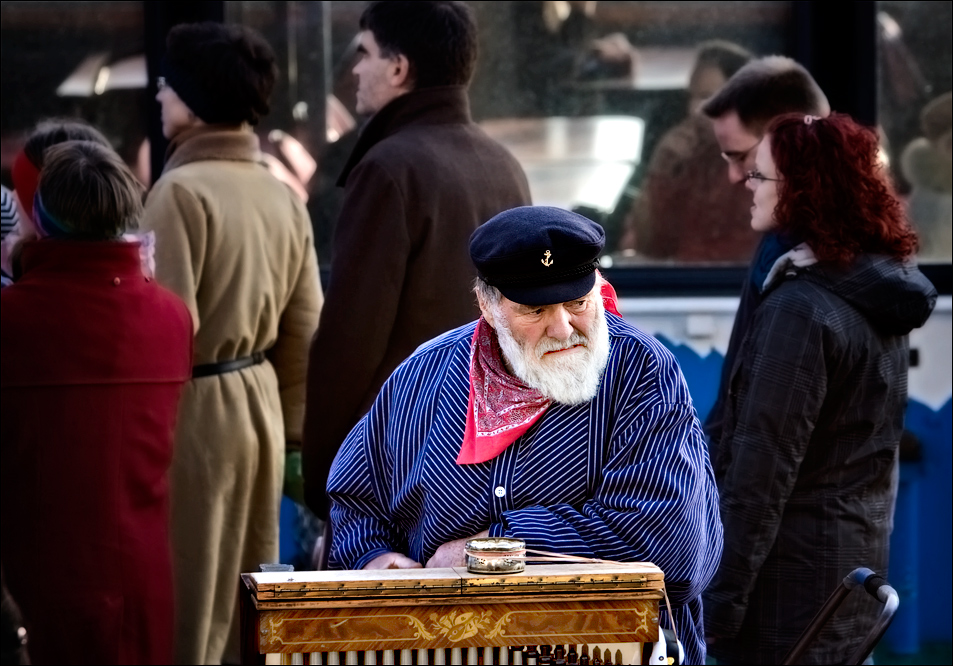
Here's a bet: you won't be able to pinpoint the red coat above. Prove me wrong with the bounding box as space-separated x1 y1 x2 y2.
1 239 192 665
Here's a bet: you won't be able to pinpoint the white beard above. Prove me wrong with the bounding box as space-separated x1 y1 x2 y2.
494 297 611 405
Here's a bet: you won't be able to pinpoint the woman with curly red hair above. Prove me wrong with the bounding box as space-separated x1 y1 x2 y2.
703 113 937 664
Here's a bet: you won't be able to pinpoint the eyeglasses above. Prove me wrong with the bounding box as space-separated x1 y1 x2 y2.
744 169 782 183
720 141 760 165
156 76 168 90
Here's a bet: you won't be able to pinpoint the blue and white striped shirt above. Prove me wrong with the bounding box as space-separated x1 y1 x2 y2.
328 314 723 664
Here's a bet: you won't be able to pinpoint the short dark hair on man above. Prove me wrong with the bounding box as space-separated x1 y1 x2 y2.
24 120 111 169
693 40 753 81
165 22 278 125
360 1 478 88
38 141 143 239
701 56 830 134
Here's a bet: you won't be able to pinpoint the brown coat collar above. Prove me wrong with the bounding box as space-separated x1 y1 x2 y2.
163 125 261 173
337 85 472 187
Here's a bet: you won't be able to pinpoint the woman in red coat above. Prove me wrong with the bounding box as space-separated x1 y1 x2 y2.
1 140 193 664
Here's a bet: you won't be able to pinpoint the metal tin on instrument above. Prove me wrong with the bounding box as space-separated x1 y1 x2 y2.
465 537 526 574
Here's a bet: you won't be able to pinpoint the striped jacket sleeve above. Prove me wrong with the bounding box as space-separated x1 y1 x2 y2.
493 340 722 607
327 378 409 569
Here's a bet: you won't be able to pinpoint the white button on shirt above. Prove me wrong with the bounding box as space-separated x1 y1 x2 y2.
494 486 506 498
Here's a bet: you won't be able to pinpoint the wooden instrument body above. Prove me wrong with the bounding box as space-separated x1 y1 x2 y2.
240 563 664 663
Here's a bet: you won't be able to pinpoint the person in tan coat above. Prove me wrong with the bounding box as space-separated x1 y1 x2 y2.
141 23 322 664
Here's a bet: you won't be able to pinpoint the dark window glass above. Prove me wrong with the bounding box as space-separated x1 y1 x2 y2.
877 1 952 263
226 1 793 269
1 1 148 186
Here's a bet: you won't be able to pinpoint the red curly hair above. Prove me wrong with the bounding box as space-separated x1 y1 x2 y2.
767 112 918 264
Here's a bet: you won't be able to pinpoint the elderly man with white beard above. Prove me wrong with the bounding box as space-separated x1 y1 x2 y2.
326 206 722 664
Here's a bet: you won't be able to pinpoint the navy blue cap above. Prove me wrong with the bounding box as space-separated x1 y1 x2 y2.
469 206 605 306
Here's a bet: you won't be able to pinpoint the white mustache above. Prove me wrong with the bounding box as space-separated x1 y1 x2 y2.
493 299 610 406
535 332 589 358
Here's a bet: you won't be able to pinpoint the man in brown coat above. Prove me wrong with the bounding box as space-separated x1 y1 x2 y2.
302 1 531 524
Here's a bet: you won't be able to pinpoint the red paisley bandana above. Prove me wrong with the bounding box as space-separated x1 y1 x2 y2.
456 274 620 465
456 317 551 465
600 275 621 317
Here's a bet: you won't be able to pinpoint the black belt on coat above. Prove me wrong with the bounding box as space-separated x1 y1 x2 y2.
192 351 267 378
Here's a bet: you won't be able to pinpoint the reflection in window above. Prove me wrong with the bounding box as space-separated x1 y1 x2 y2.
0 1 148 186
616 40 756 264
469 1 791 264
226 1 796 268
877 1 952 262
227 0 365 266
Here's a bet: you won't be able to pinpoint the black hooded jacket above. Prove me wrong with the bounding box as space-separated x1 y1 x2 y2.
704 252 936 664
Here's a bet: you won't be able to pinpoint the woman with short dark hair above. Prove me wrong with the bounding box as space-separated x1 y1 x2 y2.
140 22 322 664
1 140 193 665
704 113 937 663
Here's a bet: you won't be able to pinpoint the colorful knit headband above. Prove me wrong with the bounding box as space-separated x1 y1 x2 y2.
32 192 72 238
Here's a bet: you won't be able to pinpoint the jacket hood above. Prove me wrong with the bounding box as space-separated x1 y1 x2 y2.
799 254 937 335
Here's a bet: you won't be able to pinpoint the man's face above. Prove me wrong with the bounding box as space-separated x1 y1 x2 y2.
352 30 407 116
711 110 762 184
483 284 611 405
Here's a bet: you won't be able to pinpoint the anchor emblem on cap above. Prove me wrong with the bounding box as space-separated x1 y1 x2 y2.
541 250 554 267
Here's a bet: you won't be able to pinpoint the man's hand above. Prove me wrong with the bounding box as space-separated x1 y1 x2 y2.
363 552 422 570
425 530 490 568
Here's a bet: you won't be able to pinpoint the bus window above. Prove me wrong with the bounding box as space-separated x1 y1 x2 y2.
877 1 952 263
0 1 149 186
224 1 363 264
223 1 793 269
467 1 793 267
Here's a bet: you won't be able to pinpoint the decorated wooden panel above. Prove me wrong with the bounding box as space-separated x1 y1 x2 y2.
256 599 658 654
240 563 665 662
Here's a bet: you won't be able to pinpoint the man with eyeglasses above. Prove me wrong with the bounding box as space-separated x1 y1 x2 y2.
698 56 829 657
698 56 830 456
703 56 830 184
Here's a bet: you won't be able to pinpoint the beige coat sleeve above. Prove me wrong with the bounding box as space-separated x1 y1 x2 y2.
269 201 323 442
140 179 208 334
